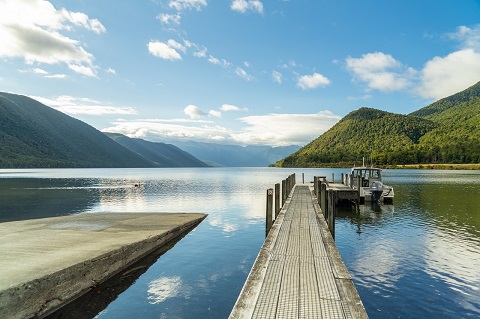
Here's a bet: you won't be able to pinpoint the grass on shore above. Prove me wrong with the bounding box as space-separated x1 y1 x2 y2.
391 163 480 170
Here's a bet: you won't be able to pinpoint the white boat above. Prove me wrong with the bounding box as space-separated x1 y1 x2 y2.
347 164 394 204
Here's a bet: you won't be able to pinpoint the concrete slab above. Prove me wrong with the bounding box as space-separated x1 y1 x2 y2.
0 213 207 319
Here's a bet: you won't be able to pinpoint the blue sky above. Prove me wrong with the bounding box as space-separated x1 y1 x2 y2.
1 0 480 146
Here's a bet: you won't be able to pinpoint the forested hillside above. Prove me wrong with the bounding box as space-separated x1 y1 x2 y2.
106 133 208 167
0 93 210 168
0 92 157 168
277 81 480 167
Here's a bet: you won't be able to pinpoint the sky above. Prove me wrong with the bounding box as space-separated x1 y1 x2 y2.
1 0 480 147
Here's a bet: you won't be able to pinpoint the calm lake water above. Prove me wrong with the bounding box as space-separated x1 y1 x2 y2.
1 168 479 318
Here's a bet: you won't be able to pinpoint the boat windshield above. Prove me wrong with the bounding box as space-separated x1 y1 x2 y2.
352 168 381 179
371 169 381 179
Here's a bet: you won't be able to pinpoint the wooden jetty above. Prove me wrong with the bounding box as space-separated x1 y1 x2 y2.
229 180 367 318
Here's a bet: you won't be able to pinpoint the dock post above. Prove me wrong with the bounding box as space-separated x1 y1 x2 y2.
332 173 334 183
321 180 327 220
302 173 304 184
316 177 322 205
282 179 286 205
266 188 274 236
357 177 363 203
313 176 318 197
341 173 344 185
327 189 336 239
275 183 280 218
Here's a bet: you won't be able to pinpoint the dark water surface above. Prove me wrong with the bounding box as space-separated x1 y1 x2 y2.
1 168 479 318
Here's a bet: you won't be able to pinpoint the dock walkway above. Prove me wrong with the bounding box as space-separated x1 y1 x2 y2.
229 185 367 318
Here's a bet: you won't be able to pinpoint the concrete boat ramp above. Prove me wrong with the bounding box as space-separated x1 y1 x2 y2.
0 213 206 319
230 184 368 318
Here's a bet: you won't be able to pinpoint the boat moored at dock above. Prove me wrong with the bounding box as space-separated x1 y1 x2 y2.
348 165 394 204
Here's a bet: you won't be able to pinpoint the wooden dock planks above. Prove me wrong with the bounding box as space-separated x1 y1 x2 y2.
229 185 368 319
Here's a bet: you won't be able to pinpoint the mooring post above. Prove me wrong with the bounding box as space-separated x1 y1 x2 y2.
266 188 274 236
282 179 286 205
313 176 318 196
316 177 322 205
357 177 362 203
332 173 334 183
321 180 327 220
275 183 280 218
327 189 336 239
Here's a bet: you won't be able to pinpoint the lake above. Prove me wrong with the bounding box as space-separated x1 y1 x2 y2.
1 168 479 318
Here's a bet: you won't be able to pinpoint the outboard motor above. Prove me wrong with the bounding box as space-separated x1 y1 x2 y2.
370 181 383 202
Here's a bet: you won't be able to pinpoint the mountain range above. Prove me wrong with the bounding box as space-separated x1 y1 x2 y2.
276 81 480 167
0 92 298 168
170 141 300 167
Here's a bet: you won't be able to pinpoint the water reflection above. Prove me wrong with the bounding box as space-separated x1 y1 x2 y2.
147 276 184 304
336 169 480 318
2 168 480 318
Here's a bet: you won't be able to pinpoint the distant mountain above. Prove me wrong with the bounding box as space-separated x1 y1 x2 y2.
171 141 301 167
0 92 207 168
276 81 480 167
105 133 209 167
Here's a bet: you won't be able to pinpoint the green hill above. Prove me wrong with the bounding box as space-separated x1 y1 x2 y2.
0 92 158 168
0 92 208 168
106 133 209 167
277 81 480 167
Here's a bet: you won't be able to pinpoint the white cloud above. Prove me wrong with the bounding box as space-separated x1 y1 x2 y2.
184 105 206 119
148 40 183 61
208 55 230 68
157 13 182 27
68 64 97 77
220 104 248 112
20 67 66 79
169 0 207 11
414 25 480 100
194 48 207 58
235 67 254 81
297 72 330 90
102 119 230 143
0 0 102 70
32 95 137 115
346 52 412 92
232 111 341 146
209 110 222 117
45 73 66 79
448 25 480 51
59 9 106 34
416 49 480 100
272 70 283 84
101 109 341 146
33 68 48 74
184 105 223 119
231 0 264 14
106 67 116 75
167 39 186 53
